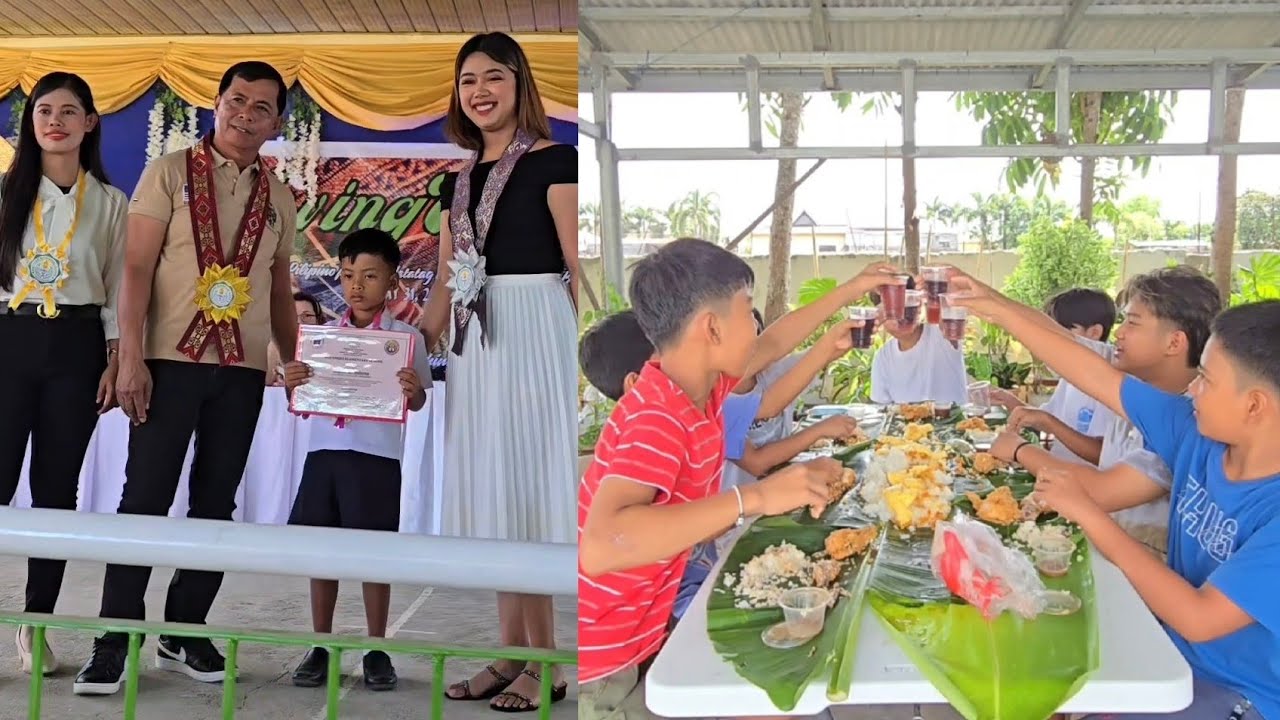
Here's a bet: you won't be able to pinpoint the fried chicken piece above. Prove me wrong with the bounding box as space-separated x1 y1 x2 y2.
957 417 990 432
824 527 879 561
899 403 935 421
827 467 857 503
972 452 1002 475
811 558 843 587
903 422 934 443
965 485 1020 526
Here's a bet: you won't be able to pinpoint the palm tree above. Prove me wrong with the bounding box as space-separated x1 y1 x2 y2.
579 202 602 245
923 198 955 263
667 190 722 242
624 206 666 239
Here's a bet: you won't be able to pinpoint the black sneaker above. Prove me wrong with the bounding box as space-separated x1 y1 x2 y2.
74 635 128 696
291 647 329 688
155 636 225 683
363 651 397 691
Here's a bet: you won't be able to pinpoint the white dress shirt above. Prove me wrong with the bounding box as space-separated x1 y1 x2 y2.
0 172 128 339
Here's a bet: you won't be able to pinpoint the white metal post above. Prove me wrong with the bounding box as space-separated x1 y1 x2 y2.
901 61 917 155
1209 59 1228 151
1056 59 1072 146
592 56 626 298
745 56 763 151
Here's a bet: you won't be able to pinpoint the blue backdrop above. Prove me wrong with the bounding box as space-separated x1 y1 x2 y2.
0 87 577 194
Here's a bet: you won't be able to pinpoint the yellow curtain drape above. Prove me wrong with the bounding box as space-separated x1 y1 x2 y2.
0 137 13 172
0 34 577 131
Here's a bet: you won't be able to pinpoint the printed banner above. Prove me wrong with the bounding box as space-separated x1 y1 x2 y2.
272 143 469 329
268 143 470 378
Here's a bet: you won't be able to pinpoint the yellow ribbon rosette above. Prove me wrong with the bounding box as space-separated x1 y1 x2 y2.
8 170 87 318
194 264 252 324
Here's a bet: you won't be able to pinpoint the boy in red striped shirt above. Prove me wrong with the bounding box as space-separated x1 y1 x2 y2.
578 238 900 718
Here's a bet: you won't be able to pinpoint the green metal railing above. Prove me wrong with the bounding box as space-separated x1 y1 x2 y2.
0 612 576 720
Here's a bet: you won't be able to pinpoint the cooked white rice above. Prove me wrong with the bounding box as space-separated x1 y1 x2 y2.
722 542 815 609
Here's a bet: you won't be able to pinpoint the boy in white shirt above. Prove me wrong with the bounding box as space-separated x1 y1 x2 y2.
870 312 968 407
995 288 1119 464
282 228 432 692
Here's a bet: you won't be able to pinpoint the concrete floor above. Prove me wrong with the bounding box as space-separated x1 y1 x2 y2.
0 556 577 720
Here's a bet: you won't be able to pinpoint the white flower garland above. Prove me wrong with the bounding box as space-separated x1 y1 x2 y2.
276 91 321 202
304 114 320 205
145 87 199 164
145 98 165 163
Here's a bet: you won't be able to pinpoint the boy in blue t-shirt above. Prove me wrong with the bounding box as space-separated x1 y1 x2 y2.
950 269 1280 720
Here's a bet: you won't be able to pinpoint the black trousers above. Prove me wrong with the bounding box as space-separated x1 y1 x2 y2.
0 309 106 614
99 359 265 629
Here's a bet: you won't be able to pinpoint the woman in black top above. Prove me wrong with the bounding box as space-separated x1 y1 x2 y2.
419 33 577 712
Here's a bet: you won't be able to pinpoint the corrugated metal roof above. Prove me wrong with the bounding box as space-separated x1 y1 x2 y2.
581 0 1280 55
0 0 574 36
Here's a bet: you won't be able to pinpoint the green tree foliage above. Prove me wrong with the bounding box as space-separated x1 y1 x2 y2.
1004 219 1118 311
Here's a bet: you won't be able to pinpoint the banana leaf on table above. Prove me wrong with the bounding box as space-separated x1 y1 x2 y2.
868 531 1100 720
706 516 877 712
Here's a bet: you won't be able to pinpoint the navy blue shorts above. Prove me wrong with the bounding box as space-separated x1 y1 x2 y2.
289 450 401 532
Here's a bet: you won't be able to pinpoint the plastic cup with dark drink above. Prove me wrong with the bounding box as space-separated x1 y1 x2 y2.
922 266 950 303
848 306 878 349
878 275 911 321
903 290 924 326
926 300 941 325
940 303 968 343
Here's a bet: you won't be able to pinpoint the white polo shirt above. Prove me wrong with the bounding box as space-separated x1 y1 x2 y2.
306 310 433 461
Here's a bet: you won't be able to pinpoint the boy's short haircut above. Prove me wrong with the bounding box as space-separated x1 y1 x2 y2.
629 238 754 351
338 228 402 270
579 310 655 401
751 308 765 334
1211 300 1280 393
1121 266 1222 368
1045 288 1117 341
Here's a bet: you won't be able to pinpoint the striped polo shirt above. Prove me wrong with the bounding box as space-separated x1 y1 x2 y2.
577 361 736 684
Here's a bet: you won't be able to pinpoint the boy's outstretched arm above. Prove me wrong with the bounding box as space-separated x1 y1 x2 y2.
756 320 857 419
580 460 840 577
948 269 1127 422
1036 470 1253 643
744 262 901 381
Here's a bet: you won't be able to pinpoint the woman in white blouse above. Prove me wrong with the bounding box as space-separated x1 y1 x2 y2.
0 72 126 675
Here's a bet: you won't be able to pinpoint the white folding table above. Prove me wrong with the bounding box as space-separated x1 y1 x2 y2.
647 549 1193 717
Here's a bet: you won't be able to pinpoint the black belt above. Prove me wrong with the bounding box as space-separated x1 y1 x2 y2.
5 303 102 320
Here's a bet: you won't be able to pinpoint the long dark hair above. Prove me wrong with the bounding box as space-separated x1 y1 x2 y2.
444 32 551 152
0 72 110 292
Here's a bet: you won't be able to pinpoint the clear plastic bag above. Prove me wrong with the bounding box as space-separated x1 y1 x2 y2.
930 514 1046 620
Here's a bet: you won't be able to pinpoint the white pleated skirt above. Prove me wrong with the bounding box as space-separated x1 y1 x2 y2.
441 273 577 544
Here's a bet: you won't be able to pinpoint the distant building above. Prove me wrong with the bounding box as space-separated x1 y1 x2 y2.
743 210 967 256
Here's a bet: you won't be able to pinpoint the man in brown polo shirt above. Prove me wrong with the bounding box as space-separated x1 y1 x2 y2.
74 61 298 696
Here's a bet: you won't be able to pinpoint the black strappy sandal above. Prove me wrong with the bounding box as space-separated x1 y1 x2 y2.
490 669 568 713
446 664 517 701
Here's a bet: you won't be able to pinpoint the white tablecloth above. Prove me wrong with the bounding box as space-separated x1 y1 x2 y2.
646 543 1193 717
13 383 447 535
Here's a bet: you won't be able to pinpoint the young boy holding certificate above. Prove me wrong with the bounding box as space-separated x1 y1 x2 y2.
281 228 431 691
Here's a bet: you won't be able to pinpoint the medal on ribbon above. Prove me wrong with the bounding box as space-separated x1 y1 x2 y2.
447 129 536 355
175 135 271 365
7 170 87 318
